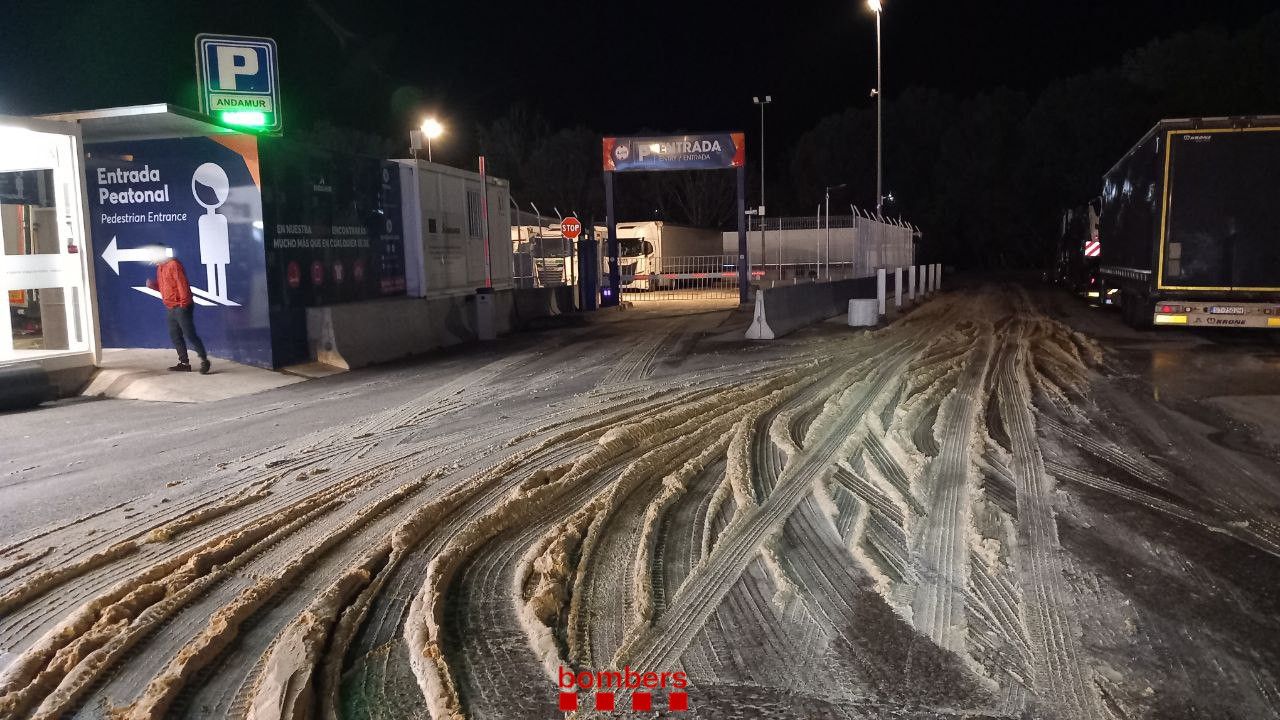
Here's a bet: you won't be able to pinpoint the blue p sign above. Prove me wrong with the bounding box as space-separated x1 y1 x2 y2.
208 44 268 92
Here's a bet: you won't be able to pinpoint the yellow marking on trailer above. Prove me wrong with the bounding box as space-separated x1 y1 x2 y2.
1157 126 1280 292
1154 314 1188 325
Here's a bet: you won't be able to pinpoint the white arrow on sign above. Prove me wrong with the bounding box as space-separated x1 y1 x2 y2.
101 236 171 275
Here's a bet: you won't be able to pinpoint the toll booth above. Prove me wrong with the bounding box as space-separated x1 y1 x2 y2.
0 114 99 392
16 104 408 373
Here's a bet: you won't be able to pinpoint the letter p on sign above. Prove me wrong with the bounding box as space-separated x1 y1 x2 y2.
216 46 259 90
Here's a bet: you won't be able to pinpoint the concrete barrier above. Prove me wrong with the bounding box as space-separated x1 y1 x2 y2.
934 263 943 291
307 286 575 369
0 366 53 411
745 277 876 340
908 265 916 301
894 267 903 309
848 299 878 327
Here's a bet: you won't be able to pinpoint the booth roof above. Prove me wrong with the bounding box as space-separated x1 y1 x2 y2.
38 104 240 143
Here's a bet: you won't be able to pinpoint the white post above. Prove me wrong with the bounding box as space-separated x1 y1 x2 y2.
894 267 902 310
908 264 916 301
876 268 886 316
922 264 930 296
935 263 942 292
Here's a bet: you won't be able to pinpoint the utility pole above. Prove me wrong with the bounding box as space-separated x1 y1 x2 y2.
752 95 772 278
868 0 884 215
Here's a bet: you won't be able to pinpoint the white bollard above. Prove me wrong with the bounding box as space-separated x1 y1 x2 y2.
920 265 929 297
894 267 902 310
908 265 916 301
876 268 887 316
935 264 943 292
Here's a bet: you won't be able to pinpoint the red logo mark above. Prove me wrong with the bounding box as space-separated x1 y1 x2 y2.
310 260 324 286
286 261 300 289
557 666 689 713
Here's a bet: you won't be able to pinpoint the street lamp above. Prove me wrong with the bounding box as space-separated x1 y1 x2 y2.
867 0 884 216
752 95 772 277
421 117 444 162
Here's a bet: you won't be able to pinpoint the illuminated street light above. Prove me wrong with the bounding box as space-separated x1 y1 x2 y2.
421 117 444 162
752 95 772 277
867 0 884 215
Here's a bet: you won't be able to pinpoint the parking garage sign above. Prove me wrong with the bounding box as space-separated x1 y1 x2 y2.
196 33 282 134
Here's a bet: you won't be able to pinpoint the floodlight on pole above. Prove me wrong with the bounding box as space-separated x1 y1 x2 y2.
866 0 884 215
421 117 444 162
752 94 772 277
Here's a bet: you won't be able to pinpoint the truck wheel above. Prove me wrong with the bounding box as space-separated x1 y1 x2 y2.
1123 292 1152 329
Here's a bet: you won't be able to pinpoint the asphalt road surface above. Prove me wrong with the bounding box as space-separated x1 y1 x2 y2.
2 282 1279 720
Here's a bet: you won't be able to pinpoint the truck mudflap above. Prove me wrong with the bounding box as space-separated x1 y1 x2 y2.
1153 301 1280 328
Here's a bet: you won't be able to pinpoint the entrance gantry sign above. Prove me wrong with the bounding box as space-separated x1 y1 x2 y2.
601 133 749 305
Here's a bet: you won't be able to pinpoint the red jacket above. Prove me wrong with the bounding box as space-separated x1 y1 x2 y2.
155 259 193 309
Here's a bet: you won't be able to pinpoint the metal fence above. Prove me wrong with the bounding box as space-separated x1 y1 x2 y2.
619 254 743 301
728 210 918 283
511 208 579 290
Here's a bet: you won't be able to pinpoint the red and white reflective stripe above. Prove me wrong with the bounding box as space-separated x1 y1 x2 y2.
1084 240 1101 257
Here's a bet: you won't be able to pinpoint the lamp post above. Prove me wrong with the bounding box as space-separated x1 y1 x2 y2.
421 117 444 162
867 0 884 216
752 95 772 277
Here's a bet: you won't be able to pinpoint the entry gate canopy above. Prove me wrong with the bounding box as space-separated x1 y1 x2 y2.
600 132 749 305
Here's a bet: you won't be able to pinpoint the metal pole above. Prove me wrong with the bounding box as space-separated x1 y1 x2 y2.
824 188 831 280
815 204 821 281
479 156 492 287
603 172 619 307
759 100 767 279
736 165 749 304
875 8 883 215
427 136 433 163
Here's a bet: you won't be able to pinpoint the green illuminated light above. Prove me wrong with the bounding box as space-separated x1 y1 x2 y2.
219 111 268 128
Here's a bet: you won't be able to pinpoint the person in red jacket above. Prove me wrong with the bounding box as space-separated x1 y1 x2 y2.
146 252 210 374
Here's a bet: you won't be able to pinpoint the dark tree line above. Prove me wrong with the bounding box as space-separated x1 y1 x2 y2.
472 12 1280 268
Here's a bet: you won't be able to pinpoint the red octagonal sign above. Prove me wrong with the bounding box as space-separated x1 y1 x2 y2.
561 216 582 240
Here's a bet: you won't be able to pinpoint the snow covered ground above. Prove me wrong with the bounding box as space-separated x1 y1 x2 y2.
2 283 1279 719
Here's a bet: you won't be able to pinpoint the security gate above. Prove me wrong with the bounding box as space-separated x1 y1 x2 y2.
618 254 750 301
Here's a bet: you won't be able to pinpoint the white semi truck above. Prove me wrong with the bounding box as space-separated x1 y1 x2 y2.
604 221 725 290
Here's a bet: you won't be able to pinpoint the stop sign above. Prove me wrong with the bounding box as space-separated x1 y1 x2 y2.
561 217 582 240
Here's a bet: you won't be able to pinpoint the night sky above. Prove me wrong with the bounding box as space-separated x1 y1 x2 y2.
0 1 1276 152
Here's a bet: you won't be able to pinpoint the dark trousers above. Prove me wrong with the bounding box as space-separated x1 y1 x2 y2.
166 305 207 364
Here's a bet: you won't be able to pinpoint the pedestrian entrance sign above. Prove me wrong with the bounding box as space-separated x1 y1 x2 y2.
195 33 282 134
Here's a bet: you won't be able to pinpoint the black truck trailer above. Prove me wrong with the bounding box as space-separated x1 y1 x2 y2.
1099 116 1280 328
1054 198 1103 299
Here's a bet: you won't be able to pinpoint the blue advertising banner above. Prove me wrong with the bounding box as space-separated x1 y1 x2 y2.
85 136 274 367
602 133 746 173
